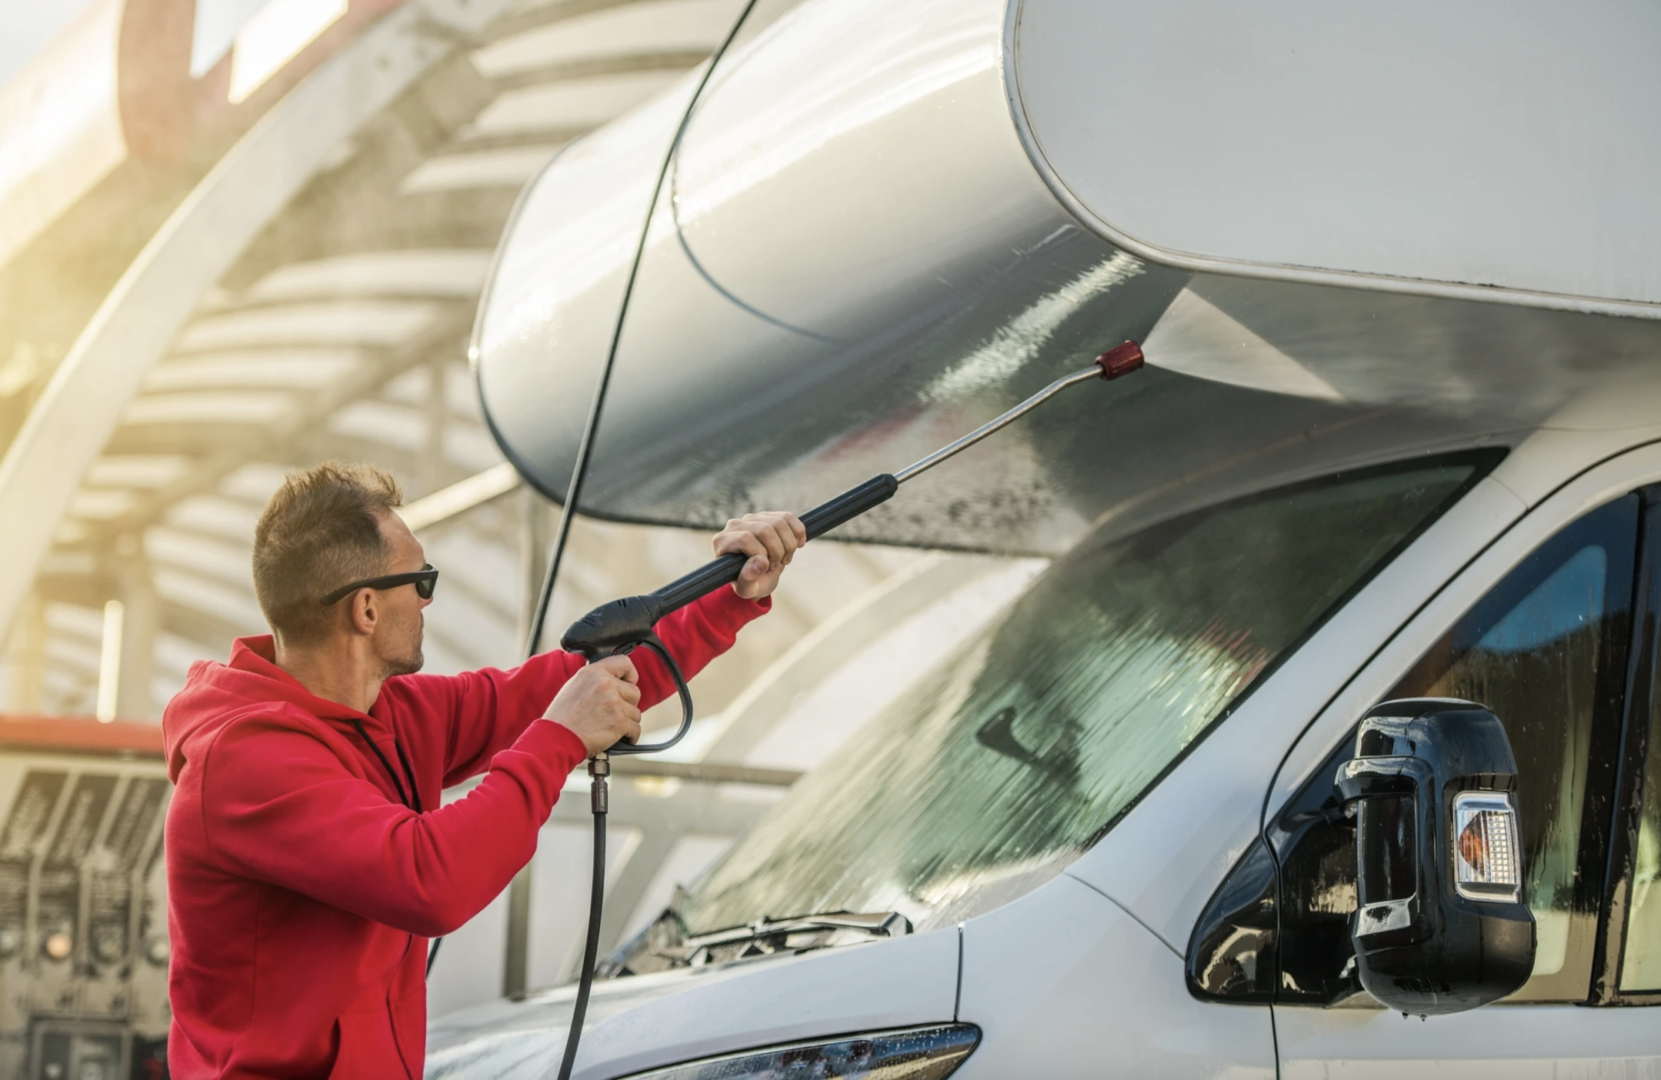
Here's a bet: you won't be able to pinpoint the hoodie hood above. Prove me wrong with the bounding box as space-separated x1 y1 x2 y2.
162 635 380 782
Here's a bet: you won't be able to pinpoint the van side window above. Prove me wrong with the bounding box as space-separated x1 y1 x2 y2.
1619 534 1661 992
1622 699 1661 989
1260 496 1637 1005
1387 495 1636 1001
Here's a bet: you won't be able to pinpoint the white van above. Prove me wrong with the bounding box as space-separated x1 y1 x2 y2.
431 0 1661 1075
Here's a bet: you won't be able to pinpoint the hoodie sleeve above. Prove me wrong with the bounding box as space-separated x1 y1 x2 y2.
391 588 770 787
198 713 587 937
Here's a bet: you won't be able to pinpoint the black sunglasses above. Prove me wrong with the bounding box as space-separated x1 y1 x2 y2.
320 564 439 606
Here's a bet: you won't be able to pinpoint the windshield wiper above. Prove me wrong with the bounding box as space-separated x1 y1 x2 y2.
688 910 911 951
681 909 912 967
604 909 912 975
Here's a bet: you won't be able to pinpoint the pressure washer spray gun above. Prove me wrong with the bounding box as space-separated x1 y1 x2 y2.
549 340 1144 1080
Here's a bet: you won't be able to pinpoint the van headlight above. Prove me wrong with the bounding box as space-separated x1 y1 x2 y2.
622 1024 980 1079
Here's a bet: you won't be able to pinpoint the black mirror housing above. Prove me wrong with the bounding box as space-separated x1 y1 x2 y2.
1335 698 1536 1015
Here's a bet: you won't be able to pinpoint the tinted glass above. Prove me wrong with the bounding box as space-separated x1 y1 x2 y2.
1621 564 1661 990
676 461 1476 936
1389 495 1636 1000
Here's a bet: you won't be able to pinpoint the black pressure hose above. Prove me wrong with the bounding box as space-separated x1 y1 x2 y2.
556 642 692 1080
572 786 606 1064
523 0 762 660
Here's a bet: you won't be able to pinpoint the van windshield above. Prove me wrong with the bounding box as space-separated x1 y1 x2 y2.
679 460 1482 936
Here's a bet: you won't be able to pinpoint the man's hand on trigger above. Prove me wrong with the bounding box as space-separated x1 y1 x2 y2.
543 655 643 754
716 512 805 600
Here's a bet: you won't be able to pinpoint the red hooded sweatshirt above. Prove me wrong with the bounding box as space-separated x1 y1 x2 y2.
162 588 767 1079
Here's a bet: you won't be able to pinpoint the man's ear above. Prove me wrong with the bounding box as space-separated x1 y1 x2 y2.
348 589 379 636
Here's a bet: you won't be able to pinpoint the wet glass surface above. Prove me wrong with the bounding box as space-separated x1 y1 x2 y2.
1269 758 1363 1004
1622 552 1661 991
1385 495 1636 999
677 461 1476 936
1625 778 1661 988
1186 836 1278 1002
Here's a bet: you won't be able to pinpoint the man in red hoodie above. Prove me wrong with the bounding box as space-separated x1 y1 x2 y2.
162 462 803 1078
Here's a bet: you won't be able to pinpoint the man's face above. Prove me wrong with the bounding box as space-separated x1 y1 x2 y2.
373 512 429 678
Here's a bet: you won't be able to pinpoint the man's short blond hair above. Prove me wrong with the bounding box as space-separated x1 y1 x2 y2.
253 462 403 644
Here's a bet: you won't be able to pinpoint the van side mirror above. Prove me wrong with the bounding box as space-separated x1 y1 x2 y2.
1335 699 1535 1015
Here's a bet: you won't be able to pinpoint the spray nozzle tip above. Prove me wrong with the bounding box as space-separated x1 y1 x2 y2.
1095 340 1145 381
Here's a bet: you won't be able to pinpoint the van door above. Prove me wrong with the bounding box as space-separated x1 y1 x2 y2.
1272 491 1661 1076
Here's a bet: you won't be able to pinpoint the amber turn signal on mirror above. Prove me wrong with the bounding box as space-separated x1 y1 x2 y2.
1453 792 1522 902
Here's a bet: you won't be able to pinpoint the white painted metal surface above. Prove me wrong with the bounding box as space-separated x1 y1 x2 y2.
426 923 959 1079
1276 1003 1661 1080
955 874 1275 1079
1009 0 1661 316
476 0 1661 560
662 0 1048 339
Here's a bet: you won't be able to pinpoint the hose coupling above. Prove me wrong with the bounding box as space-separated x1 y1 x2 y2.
589 753 610 814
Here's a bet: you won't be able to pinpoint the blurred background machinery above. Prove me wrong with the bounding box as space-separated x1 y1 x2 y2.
0 718 170 1079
